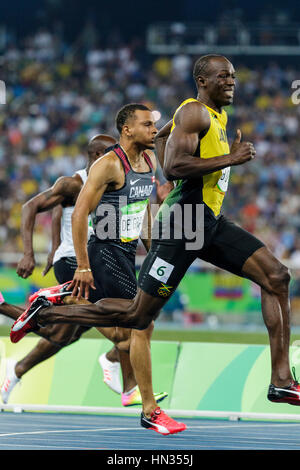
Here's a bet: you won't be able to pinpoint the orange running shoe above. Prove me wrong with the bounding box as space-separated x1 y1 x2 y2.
141 407 186 435
10 296 52 343
28 281 72 304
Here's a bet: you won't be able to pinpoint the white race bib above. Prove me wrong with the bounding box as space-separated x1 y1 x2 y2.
149 257 175 283
120 199 148 242
217 167 230 192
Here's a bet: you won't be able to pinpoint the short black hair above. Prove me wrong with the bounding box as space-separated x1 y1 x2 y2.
193 54 226 84
116 103 151 134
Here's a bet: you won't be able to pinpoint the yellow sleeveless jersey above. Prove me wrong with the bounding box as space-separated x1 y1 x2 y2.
170 98 230 217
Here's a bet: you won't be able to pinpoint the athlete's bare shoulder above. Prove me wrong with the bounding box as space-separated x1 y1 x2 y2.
88 150 124 186
51 174 83 198
174 100 210 134
90 150 122 173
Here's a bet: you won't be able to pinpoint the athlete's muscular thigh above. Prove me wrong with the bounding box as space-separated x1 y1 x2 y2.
96 289 165 329
241 246 290 293
40 323 82 347
131 290 166 329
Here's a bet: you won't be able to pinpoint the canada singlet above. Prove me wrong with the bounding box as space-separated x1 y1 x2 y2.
91 144 155 253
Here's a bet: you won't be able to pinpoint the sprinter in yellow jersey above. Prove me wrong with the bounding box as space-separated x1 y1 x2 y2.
167 96 230 217
16 56 299 412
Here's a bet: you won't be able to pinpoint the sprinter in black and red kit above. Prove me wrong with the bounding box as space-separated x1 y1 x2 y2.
11 103 186 435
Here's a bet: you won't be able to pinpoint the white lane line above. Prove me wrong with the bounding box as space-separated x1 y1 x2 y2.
189 423 300 427
0 443 109 450
0 427 139 437
1 422 300 438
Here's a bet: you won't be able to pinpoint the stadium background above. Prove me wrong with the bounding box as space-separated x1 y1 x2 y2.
1 0 300 346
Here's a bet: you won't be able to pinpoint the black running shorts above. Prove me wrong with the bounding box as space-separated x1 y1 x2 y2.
87 236 137 303
54 256 78 284
53 240 137 304
138 214 265 299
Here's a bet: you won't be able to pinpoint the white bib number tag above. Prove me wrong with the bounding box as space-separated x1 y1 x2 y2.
120 200 148 242
149 257 175 283
217 167 230 192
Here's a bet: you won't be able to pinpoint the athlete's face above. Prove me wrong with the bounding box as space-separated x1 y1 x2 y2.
201 58 236 107
127 110 158 149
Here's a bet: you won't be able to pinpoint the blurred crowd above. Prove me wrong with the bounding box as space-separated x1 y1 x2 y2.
0 25 300 265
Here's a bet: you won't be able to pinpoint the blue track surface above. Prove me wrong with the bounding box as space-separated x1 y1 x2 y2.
1 412 300 450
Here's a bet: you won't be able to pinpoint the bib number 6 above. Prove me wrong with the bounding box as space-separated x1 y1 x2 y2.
157 266 166 276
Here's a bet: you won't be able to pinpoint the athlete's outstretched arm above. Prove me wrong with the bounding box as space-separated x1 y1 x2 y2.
163 101 256 181
17 176 81 279
153 124 175 202
139 150 157 252
42 205 62 277
154 119 172 167
140 201 152 253
155 180 174 205
70 153 122 300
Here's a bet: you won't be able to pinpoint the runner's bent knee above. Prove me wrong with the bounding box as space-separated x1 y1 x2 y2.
267 263 291 295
